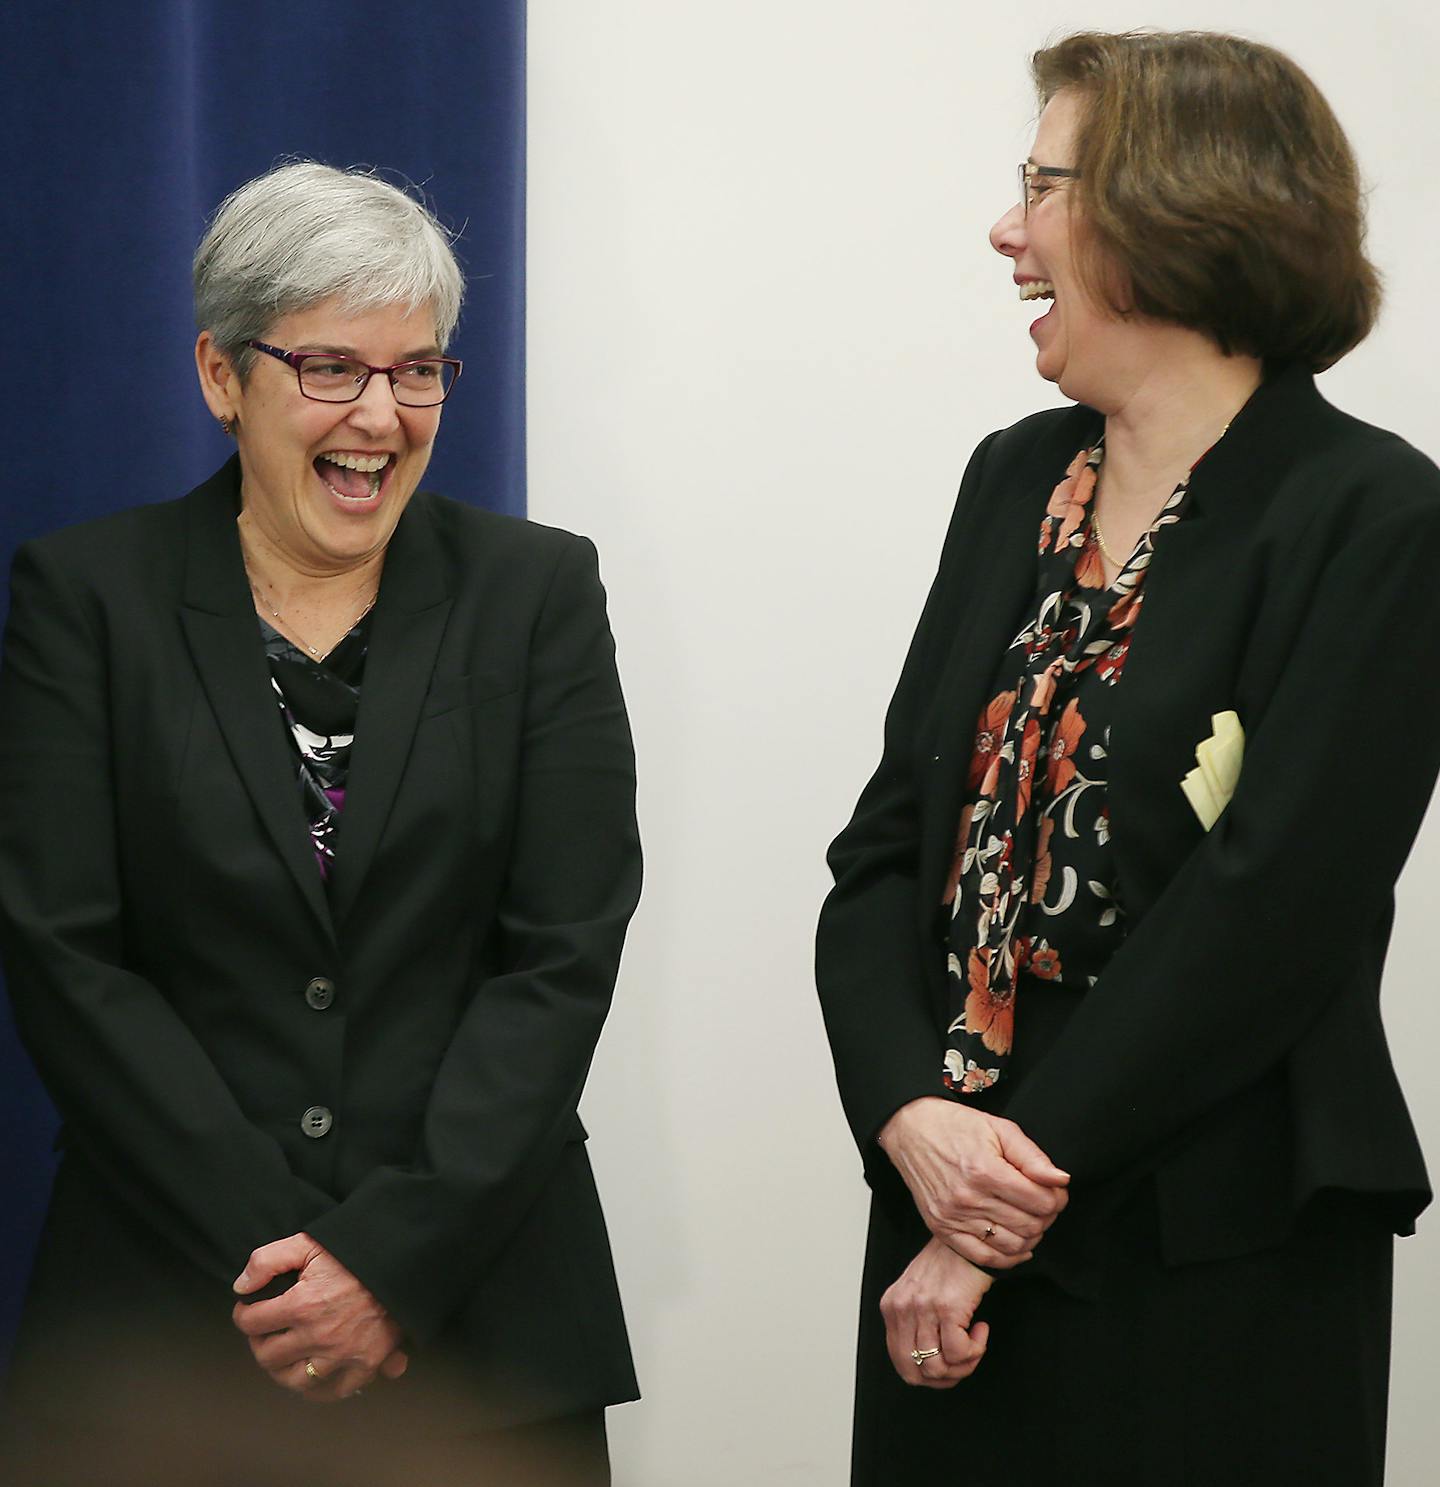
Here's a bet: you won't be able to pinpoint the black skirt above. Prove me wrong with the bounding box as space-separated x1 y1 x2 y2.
852 980 1394 1486
852 1142 1393 1487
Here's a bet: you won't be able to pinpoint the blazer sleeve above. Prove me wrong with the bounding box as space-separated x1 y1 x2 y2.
0 541 334 1283
1004 444 1440 1184
304 533 642 1345
816 433 998 1184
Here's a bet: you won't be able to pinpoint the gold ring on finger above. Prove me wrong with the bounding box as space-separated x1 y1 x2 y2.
304 1359 321 1383
910 1347 941 1365
984 1224 996 1239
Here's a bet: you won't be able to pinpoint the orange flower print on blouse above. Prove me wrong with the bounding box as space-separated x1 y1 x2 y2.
963 947 1014 1056
1074 532 1107 589
942 437 1195 1096
1047 698 1086 795
968 689 1017 797
1095 636 1133 685
1107 590 1140 630
943 1048 1000 1095
1028 942 1063 980
1030 815 1056 905
1015 717 1042 820
1044 448 1097 553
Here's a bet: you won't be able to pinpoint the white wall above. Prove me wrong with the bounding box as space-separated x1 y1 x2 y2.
526 4 1440 1482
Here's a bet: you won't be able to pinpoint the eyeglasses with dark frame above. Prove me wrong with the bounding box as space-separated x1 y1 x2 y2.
1018 163 1081 219
245 340 464 407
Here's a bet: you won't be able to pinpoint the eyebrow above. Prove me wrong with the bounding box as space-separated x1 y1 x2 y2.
291 342 443 360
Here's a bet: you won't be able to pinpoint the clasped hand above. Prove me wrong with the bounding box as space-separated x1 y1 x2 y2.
881 1236 992 1388
232 1233 408 1403
878 1096 1070 1267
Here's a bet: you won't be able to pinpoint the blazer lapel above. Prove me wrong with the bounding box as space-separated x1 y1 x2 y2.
178 460 336 945
919 407 1102 909
330 495 453 928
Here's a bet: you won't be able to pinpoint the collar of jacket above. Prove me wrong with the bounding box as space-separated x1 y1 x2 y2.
177 455 455 941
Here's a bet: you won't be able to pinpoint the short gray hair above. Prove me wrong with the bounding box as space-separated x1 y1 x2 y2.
194 161 465 377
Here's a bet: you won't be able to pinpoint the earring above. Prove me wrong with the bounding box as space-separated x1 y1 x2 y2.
218 414 235 437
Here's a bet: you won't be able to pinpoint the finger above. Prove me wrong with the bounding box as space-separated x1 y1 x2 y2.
956 1319 991 1378
233 1233 316 1296
939 1229 1035 1270
995 1123 1070 1186
884 1314 915 1383
938 1314 977 1369
379 1350 410 1381
248 1330 311 1372
881 1290 919 1383
972 1218 1031 1259
913 1319 949 1387
979 1161 1070 1218
925 1317 991 1388
949 1201 1047 1242
269 1355 330 1396
302 1363 372 1405
231 1292 304 1336
269 1354 367 1405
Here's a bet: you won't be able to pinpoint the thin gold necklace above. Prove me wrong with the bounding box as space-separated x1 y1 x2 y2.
1090 510 1125 566
247 578 376 660
238 519 378 661
1092 416 1233 570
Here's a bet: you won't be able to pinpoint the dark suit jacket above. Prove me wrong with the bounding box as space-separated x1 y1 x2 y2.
817 363 1439 1270
0 458 641 1430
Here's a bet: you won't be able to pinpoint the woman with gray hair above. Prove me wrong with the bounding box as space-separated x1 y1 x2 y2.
0 162 639 1486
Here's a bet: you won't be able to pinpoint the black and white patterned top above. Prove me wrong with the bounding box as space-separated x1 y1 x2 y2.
258 613 371 886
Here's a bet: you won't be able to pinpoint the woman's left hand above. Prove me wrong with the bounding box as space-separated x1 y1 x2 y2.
880 1236 993 1388
231 1232 406 1402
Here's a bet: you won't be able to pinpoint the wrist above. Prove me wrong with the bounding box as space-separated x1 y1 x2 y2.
877 1094 951 1155
943 1243 995 1295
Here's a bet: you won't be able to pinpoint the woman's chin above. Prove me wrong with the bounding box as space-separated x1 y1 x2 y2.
302 489 409 566
1033 347 1067 387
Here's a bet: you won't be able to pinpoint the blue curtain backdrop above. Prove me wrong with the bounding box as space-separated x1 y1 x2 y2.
0 0 526 1364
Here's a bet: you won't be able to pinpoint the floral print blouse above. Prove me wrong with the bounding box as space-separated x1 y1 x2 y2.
941 441 1193 1097
259 614 371 887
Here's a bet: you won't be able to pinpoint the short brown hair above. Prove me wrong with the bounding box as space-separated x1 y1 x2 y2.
1032 31 1379 369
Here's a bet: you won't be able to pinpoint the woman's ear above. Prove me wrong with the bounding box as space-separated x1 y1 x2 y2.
195 331 240 426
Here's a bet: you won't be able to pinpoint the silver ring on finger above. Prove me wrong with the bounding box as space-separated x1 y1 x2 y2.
910 1347 941 1366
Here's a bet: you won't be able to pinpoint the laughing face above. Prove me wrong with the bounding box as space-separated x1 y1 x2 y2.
990 89 1130 404
196 298 443 574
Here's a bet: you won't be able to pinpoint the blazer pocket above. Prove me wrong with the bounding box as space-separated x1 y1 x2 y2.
421 669 519 719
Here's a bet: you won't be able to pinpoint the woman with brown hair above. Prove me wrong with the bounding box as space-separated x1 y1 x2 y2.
817 30 1438 1486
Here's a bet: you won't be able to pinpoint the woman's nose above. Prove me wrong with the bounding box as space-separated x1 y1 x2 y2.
990 201 1026 259
347 372 403 433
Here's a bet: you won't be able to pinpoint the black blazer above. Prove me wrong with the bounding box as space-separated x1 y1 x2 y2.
0 458 641 1428
817 364 1440 1268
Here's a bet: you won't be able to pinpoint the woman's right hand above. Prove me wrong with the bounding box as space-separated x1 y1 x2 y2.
877 1096 1070 1266
881 1236 993 1388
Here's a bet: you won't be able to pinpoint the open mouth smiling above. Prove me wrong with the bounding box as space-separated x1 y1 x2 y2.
314 451 394 502
1019 279 1056 302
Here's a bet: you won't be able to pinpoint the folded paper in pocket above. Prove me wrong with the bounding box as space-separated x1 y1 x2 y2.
1180 710 1244 830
